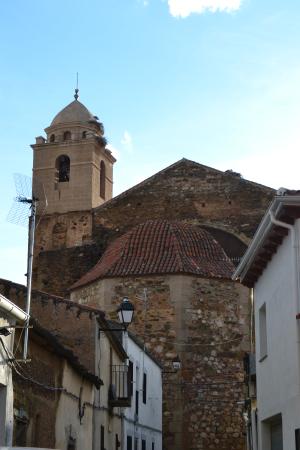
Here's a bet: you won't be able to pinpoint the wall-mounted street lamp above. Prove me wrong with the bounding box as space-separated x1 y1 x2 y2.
117 297 134 330
98 297 135 332
163 355 182 374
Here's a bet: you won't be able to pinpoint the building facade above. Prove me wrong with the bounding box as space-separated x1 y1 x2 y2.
0 294 27 447
234 191 300 450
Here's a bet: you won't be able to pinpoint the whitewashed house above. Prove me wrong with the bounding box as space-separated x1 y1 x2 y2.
0 293 28 447
234 190 300 450
122 332 162 450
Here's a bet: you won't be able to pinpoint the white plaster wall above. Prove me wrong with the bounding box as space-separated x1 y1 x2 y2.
55 362 94 450
93 322 123 450
0 314 15 447
123 336 162 450
254 220 300 450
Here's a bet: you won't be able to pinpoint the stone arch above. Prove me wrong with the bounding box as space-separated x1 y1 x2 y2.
100 160 106 199
201 225 247 266
55 155 70 182
52 222 67 249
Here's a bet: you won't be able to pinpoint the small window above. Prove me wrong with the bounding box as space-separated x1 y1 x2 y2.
143 373 147 404
128 361 133 397
101 425 105 450
67 437 76 450
82 131 87 139
63 130 71 141
116 433 121 450
127 436 133 450
152 443 155 450
56 155 70 182
259 303 268 361
142 439 146 450
135 389 139 417
50 134 55 143
100 160 106 199
296 429 300 450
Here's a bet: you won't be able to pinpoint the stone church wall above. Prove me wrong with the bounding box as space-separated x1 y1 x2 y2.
33 161 274 297
71 273 250 450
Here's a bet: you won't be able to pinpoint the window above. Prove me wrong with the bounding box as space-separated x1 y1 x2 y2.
142 439 146 450
56 155 70 182
152 443 155 450
135 389 139 417
127 436 132 450
259 303 268 360
101 425 105 450
63 130 71 141
296 429 300 450
128 361 133 397
271 418 283 450
13 409 29 447
50 134 55 142
0 385 6 445
82 131 87 139
135 366 139 417
116 433 121 450
100 160 106 199
67 437 76 450
143 373 147 404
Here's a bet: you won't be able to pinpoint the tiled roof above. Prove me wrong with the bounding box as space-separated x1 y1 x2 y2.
71 220 234 290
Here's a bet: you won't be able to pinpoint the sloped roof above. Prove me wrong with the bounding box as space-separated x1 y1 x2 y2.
93 158 273 213
71 220 235 290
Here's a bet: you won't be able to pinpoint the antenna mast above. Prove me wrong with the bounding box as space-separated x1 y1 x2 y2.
23 197 37 360
7 174 47 361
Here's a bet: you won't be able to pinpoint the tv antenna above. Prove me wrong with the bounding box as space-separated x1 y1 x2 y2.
7 173 48 360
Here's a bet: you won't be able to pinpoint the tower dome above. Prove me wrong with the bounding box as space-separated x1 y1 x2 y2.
71 220 234 290
51 99 96 126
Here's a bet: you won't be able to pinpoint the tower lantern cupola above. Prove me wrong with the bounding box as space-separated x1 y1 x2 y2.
31 92 116 215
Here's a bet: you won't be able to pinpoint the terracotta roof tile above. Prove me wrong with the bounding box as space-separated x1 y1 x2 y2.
71 220 235 290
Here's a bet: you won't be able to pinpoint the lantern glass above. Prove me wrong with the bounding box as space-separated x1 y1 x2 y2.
117 297 134 328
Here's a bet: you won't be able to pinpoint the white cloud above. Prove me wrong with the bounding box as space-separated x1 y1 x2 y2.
121 131 133 153
168 0 242 18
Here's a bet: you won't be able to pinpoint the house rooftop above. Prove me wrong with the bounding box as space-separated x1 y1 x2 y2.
233 191 300 287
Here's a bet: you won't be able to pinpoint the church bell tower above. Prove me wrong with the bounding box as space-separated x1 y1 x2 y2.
32 90 116 215
31 91 116 263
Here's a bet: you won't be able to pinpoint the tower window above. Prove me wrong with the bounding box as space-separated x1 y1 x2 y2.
82 131 87 139
63 131 71 141
56 155 70 182
100 160 106 199
50 134 55 143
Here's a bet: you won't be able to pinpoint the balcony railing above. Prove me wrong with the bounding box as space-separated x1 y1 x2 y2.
108 364 132 408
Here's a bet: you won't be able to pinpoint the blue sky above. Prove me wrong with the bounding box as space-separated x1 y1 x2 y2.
1 0 300 284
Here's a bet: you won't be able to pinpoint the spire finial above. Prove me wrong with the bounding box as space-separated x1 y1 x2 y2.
74 72 79 100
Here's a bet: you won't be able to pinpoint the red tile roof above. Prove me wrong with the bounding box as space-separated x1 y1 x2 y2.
71 220 234 290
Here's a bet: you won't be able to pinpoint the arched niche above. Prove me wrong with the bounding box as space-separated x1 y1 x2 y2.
201 226 247 266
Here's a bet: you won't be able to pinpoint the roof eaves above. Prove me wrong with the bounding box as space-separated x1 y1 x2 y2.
233 195 300 283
